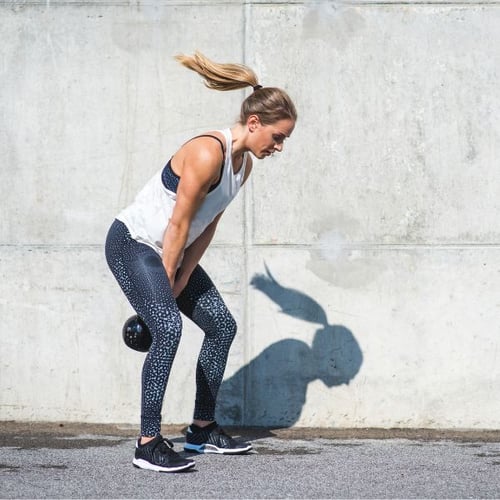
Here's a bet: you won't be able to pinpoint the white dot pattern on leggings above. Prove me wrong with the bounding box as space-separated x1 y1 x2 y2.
106 220 237 435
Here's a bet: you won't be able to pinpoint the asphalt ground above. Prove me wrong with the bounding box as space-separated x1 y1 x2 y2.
1 422 500 499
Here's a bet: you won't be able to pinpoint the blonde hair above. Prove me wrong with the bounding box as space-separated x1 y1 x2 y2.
175 51 297 125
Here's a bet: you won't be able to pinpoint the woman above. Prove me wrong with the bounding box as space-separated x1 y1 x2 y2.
105 51 297 473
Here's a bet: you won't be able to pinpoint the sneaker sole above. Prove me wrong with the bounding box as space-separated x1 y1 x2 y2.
184 443 253 455
132 458 195 472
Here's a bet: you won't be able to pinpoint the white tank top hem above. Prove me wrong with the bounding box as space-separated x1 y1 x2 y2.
116 128 246 257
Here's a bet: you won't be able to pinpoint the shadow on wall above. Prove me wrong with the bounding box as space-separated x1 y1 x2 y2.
216 264 363 428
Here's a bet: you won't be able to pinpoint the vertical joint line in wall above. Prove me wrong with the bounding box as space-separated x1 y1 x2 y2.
241 0 252 427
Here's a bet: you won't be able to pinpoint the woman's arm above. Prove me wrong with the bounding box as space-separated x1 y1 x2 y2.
162 140 223 287
172 155 253 297
172 211 224 298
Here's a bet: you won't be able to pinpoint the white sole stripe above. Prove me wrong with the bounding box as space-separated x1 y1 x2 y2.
184 443 253 454
132 458 195 472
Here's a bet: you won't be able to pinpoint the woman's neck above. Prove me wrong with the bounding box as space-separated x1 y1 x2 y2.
230 123 249 159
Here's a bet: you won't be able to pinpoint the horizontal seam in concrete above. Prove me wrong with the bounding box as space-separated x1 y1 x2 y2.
1 243 500 250
351 2 500 5
251 243 500 250
2 1 500 6
348 1 500 4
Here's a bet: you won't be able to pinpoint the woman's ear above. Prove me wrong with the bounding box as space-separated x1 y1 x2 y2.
247 114 261 133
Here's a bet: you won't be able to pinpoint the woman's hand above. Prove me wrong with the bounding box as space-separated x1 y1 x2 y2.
172 271 190 298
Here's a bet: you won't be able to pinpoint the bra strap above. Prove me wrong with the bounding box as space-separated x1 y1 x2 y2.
190 134 225 163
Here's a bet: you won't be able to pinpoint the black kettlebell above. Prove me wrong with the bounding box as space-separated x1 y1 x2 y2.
122 315 152 352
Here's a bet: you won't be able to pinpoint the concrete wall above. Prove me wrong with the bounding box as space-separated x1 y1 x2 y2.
1 0 499 429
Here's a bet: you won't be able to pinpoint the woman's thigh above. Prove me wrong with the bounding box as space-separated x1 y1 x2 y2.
105 220 181 337
176 265 236 338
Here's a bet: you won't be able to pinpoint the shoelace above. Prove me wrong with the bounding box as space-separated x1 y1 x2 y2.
211 425 228 436
154 437 175 453
213 426 236 445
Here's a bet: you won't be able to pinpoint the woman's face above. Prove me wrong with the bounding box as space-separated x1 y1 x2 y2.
248 117 295 159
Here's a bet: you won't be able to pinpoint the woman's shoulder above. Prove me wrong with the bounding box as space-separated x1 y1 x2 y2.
171 130 226 181
181 130 226 157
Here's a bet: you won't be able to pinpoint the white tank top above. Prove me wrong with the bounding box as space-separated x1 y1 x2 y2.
116 128 247 256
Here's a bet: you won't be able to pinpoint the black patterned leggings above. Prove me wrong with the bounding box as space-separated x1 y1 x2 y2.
105 219 237 437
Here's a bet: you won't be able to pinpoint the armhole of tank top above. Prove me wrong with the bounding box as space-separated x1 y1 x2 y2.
191 135 225 193
162 134 226 193
161 158 180 192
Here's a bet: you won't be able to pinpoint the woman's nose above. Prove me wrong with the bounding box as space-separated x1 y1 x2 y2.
274 143 283 152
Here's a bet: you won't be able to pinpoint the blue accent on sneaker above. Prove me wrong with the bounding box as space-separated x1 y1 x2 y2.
184 422 253 455
184 442 207 453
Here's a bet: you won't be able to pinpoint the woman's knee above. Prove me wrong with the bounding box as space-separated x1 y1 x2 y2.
221 310 237 338
202 306 238 341
148 309 183 348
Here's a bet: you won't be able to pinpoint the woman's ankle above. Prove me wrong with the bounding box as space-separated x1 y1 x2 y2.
139 435 156 445
192 419 214 429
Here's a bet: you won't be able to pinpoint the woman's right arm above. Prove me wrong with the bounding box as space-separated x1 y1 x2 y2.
161 141 223 287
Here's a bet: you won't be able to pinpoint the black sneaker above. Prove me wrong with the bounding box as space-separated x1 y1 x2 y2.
184 422 252 455
133 435 195 472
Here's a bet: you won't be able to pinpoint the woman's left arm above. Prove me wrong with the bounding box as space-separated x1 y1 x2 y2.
173 155 253 298
172 211 224 298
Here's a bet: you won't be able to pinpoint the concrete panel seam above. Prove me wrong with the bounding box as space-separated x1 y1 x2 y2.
351 1 500 5
2 243 500 250
0 1 257 6
4 1 500 6
243 243 500 249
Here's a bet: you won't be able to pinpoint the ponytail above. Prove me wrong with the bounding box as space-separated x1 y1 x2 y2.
175 51 297 125
175 51 259 92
